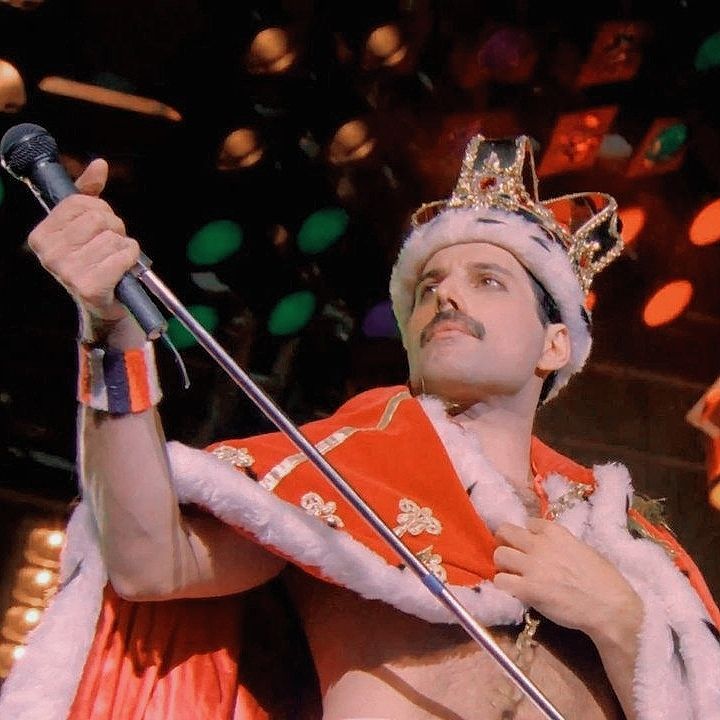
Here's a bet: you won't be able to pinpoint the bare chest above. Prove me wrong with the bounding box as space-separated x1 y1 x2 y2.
284 572 623 720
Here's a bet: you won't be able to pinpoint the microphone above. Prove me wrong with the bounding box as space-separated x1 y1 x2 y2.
0 123 167 340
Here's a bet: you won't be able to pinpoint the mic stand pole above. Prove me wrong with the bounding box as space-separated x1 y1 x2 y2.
142 265 566 720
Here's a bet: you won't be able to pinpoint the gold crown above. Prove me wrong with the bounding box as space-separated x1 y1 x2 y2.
410 135 624 293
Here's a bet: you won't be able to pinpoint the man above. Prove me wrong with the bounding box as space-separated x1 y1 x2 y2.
1 135 719 720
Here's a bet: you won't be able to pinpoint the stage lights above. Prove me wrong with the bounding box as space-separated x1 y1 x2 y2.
689 199 720 246
187 220 244 266
476 26 538 84
362 23 410 71
645 124 687 163
537 107 618 176
0 522 66 678
361 300 399 339
38 77 182 121
326 117 378 167
642 280 694 327
217 128 266 171
694 31 720 72
267 290 317 336
297 207 349 255
245 26 300 75
576 21 648 87
617 206 646 246
626 118 687 178
0 59 26 113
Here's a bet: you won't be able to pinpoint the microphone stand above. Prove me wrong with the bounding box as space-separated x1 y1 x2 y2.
136 264 566 720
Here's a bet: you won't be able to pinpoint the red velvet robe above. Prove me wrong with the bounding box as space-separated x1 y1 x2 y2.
65 386 720 719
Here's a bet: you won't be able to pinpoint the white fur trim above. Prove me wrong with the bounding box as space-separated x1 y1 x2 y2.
0 503 106 720
582 462 720 720
389 207 591 400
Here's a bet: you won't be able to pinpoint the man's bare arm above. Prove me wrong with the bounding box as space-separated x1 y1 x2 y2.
29 159 285 601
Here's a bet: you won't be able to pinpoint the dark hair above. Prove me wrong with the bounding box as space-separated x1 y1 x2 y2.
526 270 562 403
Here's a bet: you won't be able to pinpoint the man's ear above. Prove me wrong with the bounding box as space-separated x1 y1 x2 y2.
537 323 571 373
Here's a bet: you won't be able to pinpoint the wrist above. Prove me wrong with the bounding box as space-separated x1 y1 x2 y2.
79 309 145 349
588 589 644 650
77 340 163 414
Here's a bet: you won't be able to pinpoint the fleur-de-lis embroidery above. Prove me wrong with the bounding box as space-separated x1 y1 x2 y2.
416 545 447 583
300 492 345 529
212 445 255 469
393 498 442 538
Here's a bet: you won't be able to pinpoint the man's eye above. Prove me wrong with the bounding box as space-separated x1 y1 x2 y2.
419 283 436 298
477 275 504 289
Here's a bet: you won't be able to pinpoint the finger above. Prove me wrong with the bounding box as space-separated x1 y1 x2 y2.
70 247 140 313
58 204 126 245
28 194 117 240
74 158 109 196
53 232 137 276
493 545 529 575
492 572 526 600
494 522 535 552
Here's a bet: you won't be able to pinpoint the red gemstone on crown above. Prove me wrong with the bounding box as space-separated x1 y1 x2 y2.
479 176 497 190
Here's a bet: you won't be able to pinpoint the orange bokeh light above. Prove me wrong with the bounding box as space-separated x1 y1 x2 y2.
689 199 720 246
617 206 646 246
642 280 693 327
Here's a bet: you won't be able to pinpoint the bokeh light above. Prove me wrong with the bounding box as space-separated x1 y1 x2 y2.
617 206 646 246
187 220 243 266
297 207 349 254
689 199 720 246
694 31 720 71
267 291 316 336
362 300 400 338
642 280 693 327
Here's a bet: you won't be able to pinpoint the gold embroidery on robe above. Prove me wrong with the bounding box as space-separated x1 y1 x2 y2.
211 445 255 469
393 498 442 538
415 545 447 582
300 492 345 528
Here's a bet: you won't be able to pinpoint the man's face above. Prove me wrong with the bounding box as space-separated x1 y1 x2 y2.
406 242 565 406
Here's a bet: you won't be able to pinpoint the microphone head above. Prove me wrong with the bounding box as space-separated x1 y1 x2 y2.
0 123 59 180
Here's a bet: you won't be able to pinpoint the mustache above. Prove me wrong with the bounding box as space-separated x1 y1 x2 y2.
419 310 486 347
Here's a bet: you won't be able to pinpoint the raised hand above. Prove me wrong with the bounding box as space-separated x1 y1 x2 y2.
27 158 140 325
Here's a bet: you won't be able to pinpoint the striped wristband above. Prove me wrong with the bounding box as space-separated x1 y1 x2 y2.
77 341 162 414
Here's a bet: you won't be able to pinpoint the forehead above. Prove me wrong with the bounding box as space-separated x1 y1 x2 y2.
420 241 527 276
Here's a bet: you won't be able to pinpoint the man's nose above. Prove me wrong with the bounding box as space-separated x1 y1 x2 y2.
435 280 461 313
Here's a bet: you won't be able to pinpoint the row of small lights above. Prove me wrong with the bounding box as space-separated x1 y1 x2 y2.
0 525 65 679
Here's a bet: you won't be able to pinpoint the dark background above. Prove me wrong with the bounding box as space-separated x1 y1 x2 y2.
1 0 720 620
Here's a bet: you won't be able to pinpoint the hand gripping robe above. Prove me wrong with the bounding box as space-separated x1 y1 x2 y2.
1 384 720 720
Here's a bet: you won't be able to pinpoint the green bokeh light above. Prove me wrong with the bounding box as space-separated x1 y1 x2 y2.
646 124 687 162
267 291 317 336
695 32 720 71
167 304 219 349
0 176 5 207
187 220 243 266
297 207 349 255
